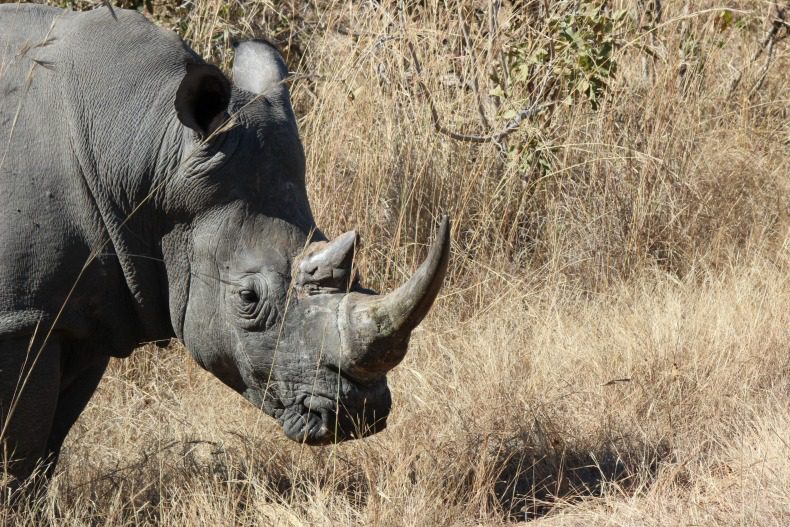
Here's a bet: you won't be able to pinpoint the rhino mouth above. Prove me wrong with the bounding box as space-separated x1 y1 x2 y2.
281 404 334 445
279 386 391 445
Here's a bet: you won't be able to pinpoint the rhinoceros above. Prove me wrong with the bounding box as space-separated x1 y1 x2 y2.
0 4 448 486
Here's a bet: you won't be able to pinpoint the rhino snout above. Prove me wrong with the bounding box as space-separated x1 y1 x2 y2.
280 379 391 445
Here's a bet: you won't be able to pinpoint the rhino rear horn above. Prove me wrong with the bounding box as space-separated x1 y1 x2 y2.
232 40 289 96
297 231 359 294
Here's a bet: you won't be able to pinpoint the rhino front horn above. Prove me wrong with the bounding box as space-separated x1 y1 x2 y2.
338 216 451 379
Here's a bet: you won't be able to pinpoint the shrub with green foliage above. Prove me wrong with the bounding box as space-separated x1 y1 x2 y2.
492 0 627 112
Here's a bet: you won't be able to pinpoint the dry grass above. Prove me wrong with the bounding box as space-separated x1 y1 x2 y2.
3 0 790 524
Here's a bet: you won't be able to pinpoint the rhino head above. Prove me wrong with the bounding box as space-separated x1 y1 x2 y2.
159 40 449 444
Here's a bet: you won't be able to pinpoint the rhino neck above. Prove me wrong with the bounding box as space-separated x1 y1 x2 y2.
60 72 185 347
65 130 177 347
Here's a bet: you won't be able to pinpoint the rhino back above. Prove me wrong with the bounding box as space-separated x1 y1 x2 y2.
0 5 193 350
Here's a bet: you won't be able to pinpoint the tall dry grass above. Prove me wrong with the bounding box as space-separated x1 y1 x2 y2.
3 0 790 525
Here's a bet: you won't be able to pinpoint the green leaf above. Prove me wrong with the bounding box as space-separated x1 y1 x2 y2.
718 10 734 32
489 85 506 99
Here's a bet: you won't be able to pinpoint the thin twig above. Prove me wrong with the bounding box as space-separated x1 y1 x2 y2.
749 2 789 96
458 9 491 130
748 34 778 97
728 1 789 99
487 0 505 112
406 41 549 145
101 0 117 21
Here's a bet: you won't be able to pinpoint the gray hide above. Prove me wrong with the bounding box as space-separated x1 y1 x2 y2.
0 4 449 488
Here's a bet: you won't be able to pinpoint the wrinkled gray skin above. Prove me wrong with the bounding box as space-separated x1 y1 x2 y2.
0 4 449 488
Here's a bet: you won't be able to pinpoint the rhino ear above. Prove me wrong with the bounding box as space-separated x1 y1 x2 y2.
175 63 231 139
232 40 289 96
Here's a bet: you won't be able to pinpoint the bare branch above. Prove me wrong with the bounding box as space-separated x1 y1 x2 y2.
458 9 491 130
102 1 117 21
728 1 789 99
406 41 549 145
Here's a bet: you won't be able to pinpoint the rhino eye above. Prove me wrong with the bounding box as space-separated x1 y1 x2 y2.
239 289 259 304
233 278 276 328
